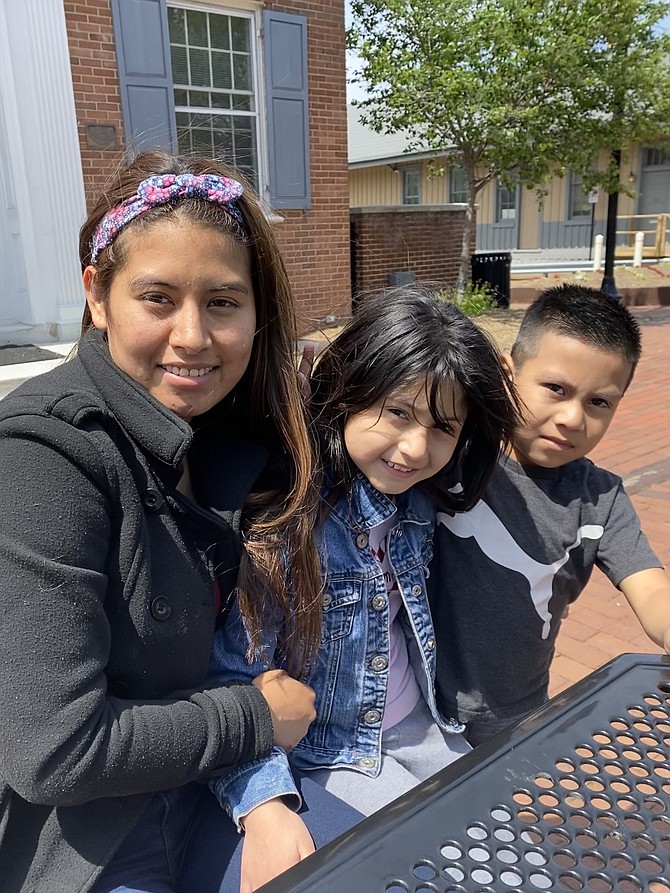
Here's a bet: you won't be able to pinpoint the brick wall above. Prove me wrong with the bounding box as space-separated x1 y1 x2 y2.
350 206 473 296
62 0 351 332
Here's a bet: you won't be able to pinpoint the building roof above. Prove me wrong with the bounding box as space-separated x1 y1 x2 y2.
347 105 445 168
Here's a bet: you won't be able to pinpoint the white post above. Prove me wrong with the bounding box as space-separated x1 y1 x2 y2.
593 234 604 271
633 231 644 267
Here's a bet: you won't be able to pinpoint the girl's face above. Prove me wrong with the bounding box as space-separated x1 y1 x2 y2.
84 220 256 421
344 379 466 496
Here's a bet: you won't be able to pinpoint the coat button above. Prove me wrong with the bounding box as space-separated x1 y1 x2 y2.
150 596 172 621
364 709 381 725
356 532 369 549
358 757 375 769
371 655 388 673
143 488 164 511
411 584 423 596
371 594 387 611
322 593 333 608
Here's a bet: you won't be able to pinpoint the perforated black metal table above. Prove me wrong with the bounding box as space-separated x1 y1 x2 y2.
258 653 670 893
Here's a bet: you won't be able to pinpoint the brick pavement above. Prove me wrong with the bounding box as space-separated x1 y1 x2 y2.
548 306 670 697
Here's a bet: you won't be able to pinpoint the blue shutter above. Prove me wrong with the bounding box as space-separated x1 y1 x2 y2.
111 0 176 155
263 11 311 209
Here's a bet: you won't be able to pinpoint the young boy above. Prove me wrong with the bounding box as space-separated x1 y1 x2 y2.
429 284 670 747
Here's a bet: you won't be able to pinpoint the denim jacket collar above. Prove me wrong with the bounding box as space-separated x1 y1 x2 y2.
326 471 434 533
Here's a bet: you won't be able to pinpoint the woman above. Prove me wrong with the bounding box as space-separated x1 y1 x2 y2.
0 151 360 893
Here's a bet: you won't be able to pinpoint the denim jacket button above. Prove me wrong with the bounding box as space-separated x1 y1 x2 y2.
411 584 423 596
371 655 388 673
426 638 436 650
371 594 387 611
364 709 382 725
358 757 375 769
322 593 333 607
356 532 369 549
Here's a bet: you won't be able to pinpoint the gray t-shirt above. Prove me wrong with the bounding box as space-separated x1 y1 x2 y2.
428 454 661 746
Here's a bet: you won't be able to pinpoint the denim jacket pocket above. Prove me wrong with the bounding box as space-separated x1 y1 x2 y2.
320 577 361 642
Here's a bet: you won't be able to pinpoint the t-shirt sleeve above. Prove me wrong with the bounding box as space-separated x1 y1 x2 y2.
595 480 663 586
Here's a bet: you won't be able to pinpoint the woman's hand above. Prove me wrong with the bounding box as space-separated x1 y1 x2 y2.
240 798 315 893
252 669 315 750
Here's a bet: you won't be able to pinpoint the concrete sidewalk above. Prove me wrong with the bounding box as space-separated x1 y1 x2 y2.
549 306 670 696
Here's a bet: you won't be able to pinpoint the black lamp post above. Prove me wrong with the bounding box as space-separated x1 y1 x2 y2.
600 148 622 301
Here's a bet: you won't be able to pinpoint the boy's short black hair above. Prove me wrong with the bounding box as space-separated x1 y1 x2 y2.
511 284 642 370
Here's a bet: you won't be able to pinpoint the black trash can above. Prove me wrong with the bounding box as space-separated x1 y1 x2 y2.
470 251 511 308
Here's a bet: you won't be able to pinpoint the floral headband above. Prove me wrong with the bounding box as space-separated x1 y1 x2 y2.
89 172 246 263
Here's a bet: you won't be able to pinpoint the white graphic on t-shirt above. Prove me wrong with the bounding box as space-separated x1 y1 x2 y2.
437 502 604 638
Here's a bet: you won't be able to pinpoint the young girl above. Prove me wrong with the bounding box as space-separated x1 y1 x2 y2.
209 287 519 892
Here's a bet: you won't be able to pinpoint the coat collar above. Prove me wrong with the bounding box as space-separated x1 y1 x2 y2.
77 329 195 468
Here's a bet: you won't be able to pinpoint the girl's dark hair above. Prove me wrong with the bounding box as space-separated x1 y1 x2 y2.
311 287 521 512
79 150 321 674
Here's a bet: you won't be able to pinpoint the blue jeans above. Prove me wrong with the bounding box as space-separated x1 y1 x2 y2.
90 776 362 893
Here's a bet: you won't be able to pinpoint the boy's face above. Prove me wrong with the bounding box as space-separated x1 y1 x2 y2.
509 331 633 469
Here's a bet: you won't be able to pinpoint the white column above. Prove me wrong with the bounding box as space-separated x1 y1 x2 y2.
0 0 86 339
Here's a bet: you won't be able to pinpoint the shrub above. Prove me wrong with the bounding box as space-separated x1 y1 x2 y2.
438 282 498 317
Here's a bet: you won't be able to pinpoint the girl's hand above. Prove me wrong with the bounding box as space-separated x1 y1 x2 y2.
240 798 315 893
252 669 316 750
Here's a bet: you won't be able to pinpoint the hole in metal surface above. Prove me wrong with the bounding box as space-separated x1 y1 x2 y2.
580 851 605 870
440 843 463 860
529 871 553 889
520 828 544 845
555 759 576 773
496 846 519 864
547 828 570 846
609 853 634 871
466 823 489 840
588 878 613 893
638 854 664 874
499 868 523 886
559 874 584 891
491 806 512 822
602 831 626 851
630 833 654 852
471 867 494 884
412 862 436 881
565 793 586 809
493 826 516 843
574 829 598 847
553 850 577 868
467 845 491 862
617 876 642 893
534 774 554 789
512 790 533 806
385 884 409 893
524 849 548 866
441 865 465 883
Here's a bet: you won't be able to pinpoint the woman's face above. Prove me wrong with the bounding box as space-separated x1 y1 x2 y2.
84 220 256 420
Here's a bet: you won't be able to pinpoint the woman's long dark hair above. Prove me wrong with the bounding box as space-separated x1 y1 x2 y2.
311 287 521 511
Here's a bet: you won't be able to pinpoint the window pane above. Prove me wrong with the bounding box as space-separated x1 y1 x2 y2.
171 45 188 85
449 166 468 203
189 90 210 108
168 7 185 44
403 168 421 205
189 48 211 87
232 55 251 92
187 10 208 47
210 14 230 50
232 93 252 112
174 89 187 107
212 51 233 90
213 125 234 158
496 183 516 221
230 17 250 52
570 172 590 218
212 92 232 110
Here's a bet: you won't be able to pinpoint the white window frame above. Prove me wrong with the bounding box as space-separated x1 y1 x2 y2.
402 167 421 205
167 0 268 195
449 165 468 203
495 181 517 222
567 170 591 220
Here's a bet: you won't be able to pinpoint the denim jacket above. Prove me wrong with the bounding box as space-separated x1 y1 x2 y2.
209 473 463 828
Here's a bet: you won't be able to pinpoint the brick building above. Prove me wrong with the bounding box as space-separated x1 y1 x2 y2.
0 0 350 345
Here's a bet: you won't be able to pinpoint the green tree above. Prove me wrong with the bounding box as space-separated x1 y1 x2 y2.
349 0 670 294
